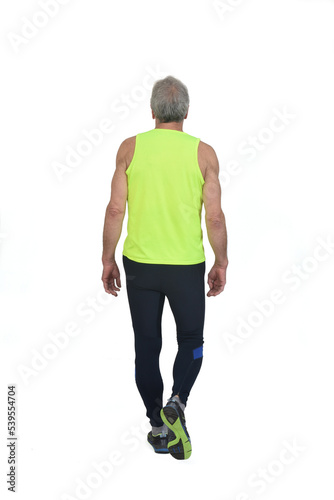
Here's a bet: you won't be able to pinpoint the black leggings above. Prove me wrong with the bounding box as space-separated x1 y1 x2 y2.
123 255 206 427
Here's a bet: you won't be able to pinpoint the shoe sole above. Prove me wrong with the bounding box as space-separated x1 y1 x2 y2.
160 406 192 460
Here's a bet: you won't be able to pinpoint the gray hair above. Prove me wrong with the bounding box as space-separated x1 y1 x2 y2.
150 75 189 123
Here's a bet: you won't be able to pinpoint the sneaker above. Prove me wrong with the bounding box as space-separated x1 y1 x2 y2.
160 398 192 460
147 431 169 454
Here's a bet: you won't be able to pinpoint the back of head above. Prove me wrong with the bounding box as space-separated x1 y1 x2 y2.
150 75 189 123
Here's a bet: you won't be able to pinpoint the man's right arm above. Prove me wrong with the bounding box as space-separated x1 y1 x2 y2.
199 141 228 296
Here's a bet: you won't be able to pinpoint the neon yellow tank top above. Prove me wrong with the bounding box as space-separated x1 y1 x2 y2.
123 128 205 264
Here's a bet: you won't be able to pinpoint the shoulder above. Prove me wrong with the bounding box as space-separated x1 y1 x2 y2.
116 136 136 170
198 140 218 162
198 140 219 180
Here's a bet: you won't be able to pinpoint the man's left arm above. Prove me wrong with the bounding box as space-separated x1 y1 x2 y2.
101 141 128 296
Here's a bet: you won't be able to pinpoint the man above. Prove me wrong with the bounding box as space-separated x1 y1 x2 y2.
101 75 228 460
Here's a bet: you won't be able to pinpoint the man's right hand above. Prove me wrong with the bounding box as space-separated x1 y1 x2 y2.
207 263 227 297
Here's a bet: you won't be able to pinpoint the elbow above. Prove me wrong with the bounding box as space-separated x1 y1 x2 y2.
205 210 225 225
106 204 125 217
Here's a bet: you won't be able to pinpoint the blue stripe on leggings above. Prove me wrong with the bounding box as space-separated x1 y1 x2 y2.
193 346 203 360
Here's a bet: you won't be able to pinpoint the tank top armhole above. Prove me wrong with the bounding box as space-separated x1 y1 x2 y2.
195 137 205 185
126 134 139 176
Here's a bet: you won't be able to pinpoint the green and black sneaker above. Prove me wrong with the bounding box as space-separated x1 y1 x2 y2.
160 397 192 460
147 431 169 454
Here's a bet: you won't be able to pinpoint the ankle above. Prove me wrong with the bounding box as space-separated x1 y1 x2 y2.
169 394 186 412
152 423 168 437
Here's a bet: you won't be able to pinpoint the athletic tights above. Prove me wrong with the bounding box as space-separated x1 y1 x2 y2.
122 255 206 427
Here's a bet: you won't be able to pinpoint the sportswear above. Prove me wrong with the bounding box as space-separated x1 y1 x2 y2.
123 255 205 428
160 397 192 460
122 128 205 264
147 431 169 454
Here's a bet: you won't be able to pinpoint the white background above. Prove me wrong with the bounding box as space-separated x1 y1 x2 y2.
1 0 334 499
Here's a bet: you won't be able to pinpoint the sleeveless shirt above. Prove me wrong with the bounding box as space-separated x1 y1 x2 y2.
122 128 205 264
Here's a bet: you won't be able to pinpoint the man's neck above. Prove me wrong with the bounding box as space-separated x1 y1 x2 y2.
155 121 184 132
